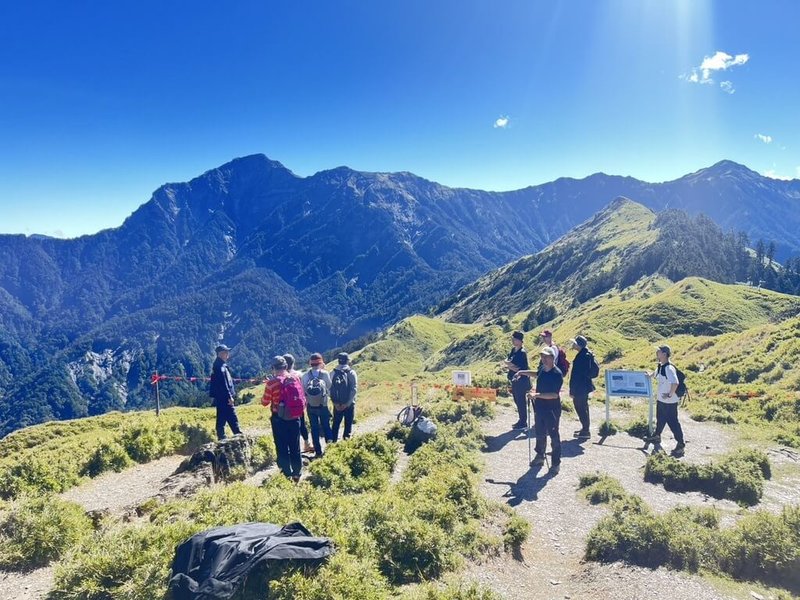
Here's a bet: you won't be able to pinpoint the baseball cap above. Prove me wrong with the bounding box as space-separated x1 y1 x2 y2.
657 345 672 357
539 346 557 358
215 344 231 353
540 329 553 337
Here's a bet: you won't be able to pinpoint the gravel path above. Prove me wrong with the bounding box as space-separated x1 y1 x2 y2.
0 567 54 600
469 401 794 600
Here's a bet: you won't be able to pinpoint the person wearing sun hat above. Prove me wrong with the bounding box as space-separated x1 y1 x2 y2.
514 346 564 474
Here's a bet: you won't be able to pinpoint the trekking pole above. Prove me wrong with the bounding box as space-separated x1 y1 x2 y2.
527 394 532 466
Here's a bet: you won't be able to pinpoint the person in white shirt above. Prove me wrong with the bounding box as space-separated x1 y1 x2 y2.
645 345 685 456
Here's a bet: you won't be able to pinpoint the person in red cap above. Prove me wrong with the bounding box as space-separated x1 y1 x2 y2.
540 329 569 376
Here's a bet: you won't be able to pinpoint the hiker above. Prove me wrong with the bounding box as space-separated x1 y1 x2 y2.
568 335 598 440
540 329 570 376
261 355 306 481
283 354 314 454
645 345 686 456
301 353 334 458
503 331 531 430
209 344 242 440
515 346 563 474
330 352 358 442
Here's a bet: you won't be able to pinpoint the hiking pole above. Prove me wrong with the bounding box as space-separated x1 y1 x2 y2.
526 392 533 466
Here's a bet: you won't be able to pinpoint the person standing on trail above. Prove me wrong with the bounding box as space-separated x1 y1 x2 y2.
262 355 305 482
568 335 598 440
330 352 358 442
301 353 334 458
209 344 242 440
283 354 314 454
515 346 563 474
504 331 531 430
645 345 686 457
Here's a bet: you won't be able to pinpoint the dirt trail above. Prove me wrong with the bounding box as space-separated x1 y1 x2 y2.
471 402 796 600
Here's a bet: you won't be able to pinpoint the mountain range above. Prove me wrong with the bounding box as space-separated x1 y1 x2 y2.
0 155 798 435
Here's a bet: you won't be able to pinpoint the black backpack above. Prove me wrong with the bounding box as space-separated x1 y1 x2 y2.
660 363 688 399
675 366 688 398
588 352 600 379
330 368 350 404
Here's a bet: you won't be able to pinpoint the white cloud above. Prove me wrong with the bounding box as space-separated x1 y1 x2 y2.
699 51 749 79
493 116 509 129
763 169 793 181
682 50 749 91
755 133 773 144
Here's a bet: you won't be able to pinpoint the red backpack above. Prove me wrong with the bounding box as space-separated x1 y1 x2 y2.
556 347 571 377
277 375 306 420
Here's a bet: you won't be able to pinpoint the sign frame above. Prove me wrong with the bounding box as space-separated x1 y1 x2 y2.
603 369 654 435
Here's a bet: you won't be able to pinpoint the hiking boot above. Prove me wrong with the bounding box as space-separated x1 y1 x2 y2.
643 433 661 444
549 462 561 475
530 454 546 467
512 421 527 430
671 443 686 457
574 430 591 440
291 475 301 484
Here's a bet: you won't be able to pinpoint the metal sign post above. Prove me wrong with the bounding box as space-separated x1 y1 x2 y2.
154 371 161 417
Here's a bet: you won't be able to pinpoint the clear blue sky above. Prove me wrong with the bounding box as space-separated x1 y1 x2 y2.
1 0 798 237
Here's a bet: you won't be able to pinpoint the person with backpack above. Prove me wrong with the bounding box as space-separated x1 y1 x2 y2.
330 352 358 442
645 345 686 457
504 331 531 430
301 352 334 458
568 335 599 440
209 344 242 440
283 354 314 454
261 355 307 482
515 346 563 474
540 329 570 377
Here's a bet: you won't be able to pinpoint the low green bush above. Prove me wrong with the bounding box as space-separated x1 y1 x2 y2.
717 507 800 592
598 421 619 436
399 580 502 600
624 417 650 438
644 448 771 505
250 435 276 470
0 456 81 499
80 441 133 477
578 473 628 505
502 513 531 553
308 437 395 494
0 495 93 569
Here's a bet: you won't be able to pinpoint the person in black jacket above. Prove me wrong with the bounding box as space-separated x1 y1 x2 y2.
210 344 242 440
568 335 596 440
503 331 531 430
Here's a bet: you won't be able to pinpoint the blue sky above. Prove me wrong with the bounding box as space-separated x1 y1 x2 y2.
1 0 798 237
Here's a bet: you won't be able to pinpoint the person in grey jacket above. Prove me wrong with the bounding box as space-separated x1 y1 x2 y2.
330 352 358 441
209 344 242 440
301 353 334 457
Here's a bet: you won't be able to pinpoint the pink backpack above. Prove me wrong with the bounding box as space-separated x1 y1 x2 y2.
277 375 306 420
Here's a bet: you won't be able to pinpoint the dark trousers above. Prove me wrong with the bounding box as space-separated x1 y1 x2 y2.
215 402 241 439
271 415 302 478
307 406 333 455
300 411 309 443
512 378 532 424
572 393 591 433
533 398 562 465
332 404 355 441
654 401 684 444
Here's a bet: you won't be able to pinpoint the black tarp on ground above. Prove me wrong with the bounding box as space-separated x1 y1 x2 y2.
168 522 334 600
